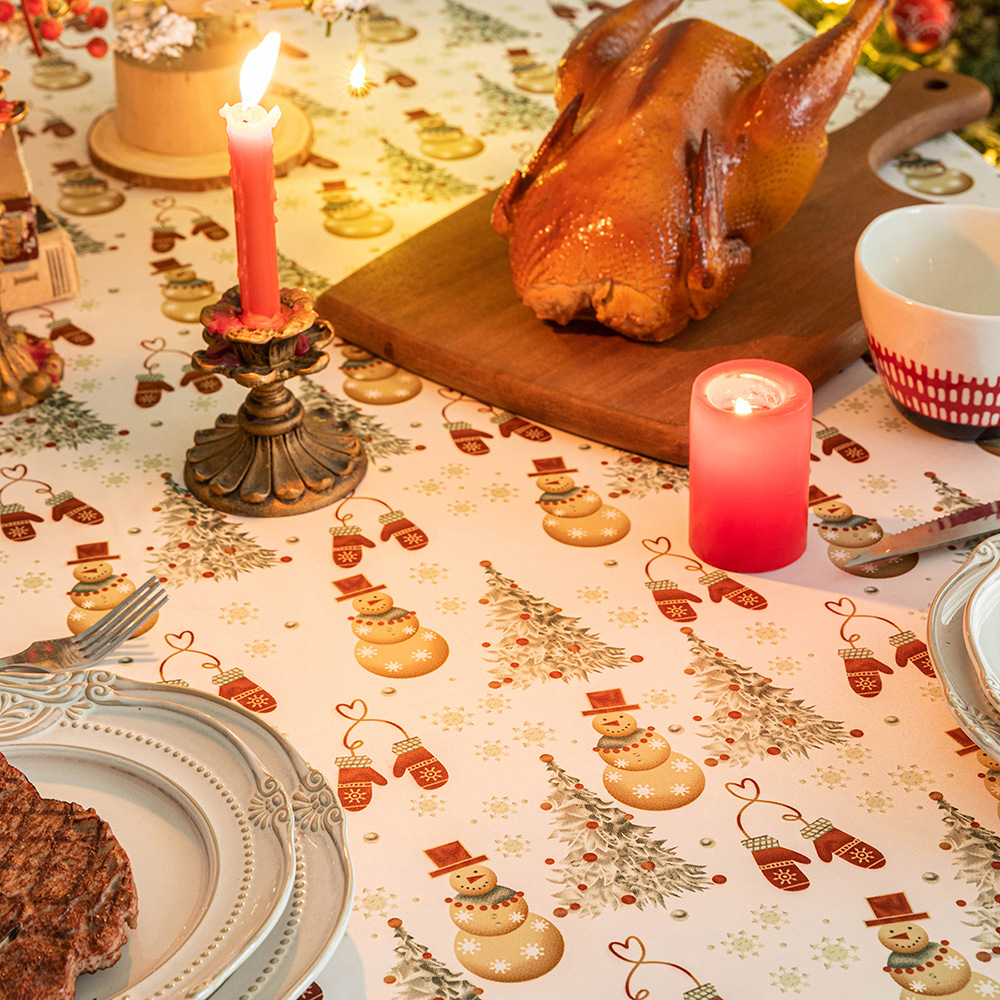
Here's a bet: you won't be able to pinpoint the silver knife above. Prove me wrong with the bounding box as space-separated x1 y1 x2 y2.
843 499 1000 569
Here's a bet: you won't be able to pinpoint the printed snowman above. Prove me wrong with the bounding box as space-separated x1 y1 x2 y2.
530 457 630 546
506 47 557 92
809 487 917 578
366 6 418 43
151 258 218 323
406 109 483 160
973 748 1000 820
66 541 157 637
865 892 1000 997
318 181 393 239
893 150 973 197
340 343 421 404
426 841 564 983
583 689 704 810
334 575 448 678
31 54 90 90
53 160 124 216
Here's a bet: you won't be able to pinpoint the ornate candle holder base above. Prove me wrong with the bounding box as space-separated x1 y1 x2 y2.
183 285 367 517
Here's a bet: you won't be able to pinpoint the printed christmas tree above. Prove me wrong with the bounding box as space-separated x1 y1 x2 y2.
380 140 479 203
540 754 711 917
0 389 116 454
931 790 1000 948
442 0 528 46
51 212 106 254
277 249 332 298
384 917 482 999
148 474 281 585
925 470 982 511
477 77 557 134
480 560 636 688
603 452 689 498
682 629 846 764
297 376 415 459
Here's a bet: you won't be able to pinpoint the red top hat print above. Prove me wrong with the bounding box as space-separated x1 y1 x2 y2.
424 840 488 878
864 892 931 926
332 574 388 602
581 688 641 717
528 457 578 477
66 541 120 565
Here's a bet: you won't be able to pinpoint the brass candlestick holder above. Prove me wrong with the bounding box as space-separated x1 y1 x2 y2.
184 285 366 516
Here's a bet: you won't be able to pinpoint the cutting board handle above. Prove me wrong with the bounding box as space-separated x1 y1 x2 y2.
840 68 993 173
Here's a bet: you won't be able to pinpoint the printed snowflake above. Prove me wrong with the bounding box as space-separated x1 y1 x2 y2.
809 935 860 969
429 705 475 730
838 743 873 764
243 638 276 659
746 621 787 645
413 478 446 496
435 596 467 615
494 833 530 857
482 796 518 819
100 471 130 489
859 473 897 495
577 585 609 604
410 794 445 818
893 503 925 521
13 570 52 594
353 886 397 919
456 937 482 955
770 966 809 993
751 904 790 930
439 462 470 479
520 942 544 959
477 692 511 714
447 499 477 517
975 981 1000 997
481 481 518 503
475 740 510 762
878 414 911 433
410 563 447 584
856 789 894 813
453 909 473 924
608 606 648 628
642 688 676 709
920 679 944 702
511 721 556 746
71 455 101 473
489 958 512 974
722 931 763 959
811 765 850 789
136 452 171 472
768 655 800 676
888 764 932 792
219 601 257 625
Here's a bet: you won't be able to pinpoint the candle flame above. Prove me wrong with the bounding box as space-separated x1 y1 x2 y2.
733 396 753 415
348 53 369 96
240 31 281 107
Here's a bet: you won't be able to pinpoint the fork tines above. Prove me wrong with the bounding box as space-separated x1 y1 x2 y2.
76 577 169 658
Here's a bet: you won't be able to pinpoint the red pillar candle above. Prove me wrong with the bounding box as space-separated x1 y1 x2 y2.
220 31 282 327
688 359 812 573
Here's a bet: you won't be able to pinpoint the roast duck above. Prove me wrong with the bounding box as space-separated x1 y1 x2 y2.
492 0 888 342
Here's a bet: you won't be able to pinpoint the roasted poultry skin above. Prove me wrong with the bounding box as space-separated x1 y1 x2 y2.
492 0 888 342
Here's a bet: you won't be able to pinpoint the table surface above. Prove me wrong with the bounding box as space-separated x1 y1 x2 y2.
3 2 1000 998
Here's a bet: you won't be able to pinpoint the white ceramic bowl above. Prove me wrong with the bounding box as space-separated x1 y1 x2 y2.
855 204 1000 439
965 533 1000 707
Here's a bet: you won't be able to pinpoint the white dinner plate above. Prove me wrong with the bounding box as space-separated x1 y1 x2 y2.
928 539 1000 757
965 534 1000 712
0 672 297 1000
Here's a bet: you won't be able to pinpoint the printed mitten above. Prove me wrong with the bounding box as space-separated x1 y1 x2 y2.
335 754 388 811
682 984 724 1000
889 630 935 677
646 579 701 622
445 421 492 456
492 410 551 442
179 366 223 394
816 426 869 463
191 215 229 240
800 816 886 869
742 834 811 891
378 509 428 551
391 736 448 789
838 647 892 697
0 503 43 541
329 525 376 567
698 570 767 610
151 225 184 253
135 373 174 407
212 668 277 713
46 490 103 525
42 118 74 138
385 70 417 87
47 318 94 346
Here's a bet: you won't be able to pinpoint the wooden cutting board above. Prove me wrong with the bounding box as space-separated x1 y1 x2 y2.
316 69 991 465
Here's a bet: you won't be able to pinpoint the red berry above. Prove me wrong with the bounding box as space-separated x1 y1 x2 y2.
0 1 15 22
86 35 108 56
85 4 107 27
39 17 62 39
887 0 957 54
23 0 45 15
70 0 88 11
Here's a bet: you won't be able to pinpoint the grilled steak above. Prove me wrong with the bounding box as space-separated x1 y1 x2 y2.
0 750 138 1000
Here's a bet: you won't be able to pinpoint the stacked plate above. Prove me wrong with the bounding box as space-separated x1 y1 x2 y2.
0 669 351 1000
928 534 1000 757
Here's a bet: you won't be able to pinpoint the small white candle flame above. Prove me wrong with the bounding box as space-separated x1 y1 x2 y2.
349 54 368 95
733 396 753 415
240 31 281 107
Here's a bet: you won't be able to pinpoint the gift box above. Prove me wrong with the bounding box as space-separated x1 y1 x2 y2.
0 128 38 265
0 205 79 310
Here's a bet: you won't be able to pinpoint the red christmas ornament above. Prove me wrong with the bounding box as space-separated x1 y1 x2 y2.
887 0 957 54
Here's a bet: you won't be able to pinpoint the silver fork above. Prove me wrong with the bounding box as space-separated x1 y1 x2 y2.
1 577 168 673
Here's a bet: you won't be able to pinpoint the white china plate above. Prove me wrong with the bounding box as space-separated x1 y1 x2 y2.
965 534 1000 711
929 538 1000 758
0 674 296 1000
